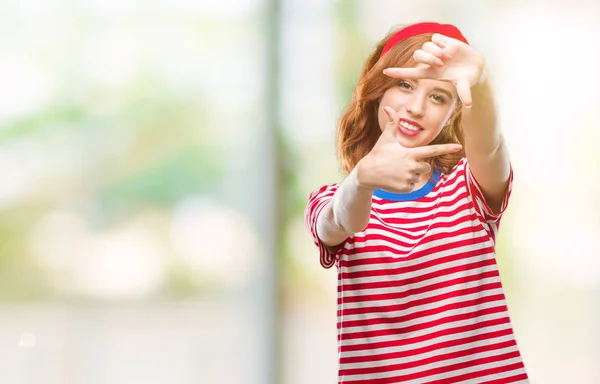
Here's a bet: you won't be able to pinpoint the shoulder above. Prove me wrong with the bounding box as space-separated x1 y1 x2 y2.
447 157 468 175
305 183 340 217
434 157 468 187
307 183 339 202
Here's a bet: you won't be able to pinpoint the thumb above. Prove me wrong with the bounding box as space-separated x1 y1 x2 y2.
381 106 399 135
456 78 472 108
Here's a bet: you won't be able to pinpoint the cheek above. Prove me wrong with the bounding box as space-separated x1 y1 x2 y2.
380 89 404 107
433 126 445 138
444 103 458 121
431 106 456 129
377 90 402 129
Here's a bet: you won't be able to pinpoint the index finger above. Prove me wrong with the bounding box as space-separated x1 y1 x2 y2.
383 66 434 80
409 143 462 159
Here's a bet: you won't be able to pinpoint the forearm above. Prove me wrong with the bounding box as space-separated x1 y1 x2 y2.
462 76 511 212
316 165 373 246
332 166 374 233
462 77 502 156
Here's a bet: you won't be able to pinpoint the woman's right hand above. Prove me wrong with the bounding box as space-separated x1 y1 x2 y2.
356 106 462 193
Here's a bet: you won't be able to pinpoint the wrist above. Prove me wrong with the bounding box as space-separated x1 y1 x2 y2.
354 159 376 192
477 68 488 85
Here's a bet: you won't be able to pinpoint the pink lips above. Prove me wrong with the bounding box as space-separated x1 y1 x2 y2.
398 118 423 137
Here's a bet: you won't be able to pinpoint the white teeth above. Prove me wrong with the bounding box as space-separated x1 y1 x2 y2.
399 121 420 131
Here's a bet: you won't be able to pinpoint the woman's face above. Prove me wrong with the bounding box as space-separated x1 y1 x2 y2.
377 75 459 148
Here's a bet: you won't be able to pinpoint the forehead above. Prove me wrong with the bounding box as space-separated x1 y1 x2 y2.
419 78 456 93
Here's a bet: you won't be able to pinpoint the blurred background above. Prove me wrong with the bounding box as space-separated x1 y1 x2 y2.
0 0 598 383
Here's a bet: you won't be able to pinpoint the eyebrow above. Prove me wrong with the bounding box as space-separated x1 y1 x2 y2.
433 87 454 99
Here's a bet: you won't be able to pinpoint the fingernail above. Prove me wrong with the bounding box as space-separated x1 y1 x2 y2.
452 144 462 151
382 69 389 75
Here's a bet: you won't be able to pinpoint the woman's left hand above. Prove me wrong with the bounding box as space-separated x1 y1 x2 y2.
383 33 486 108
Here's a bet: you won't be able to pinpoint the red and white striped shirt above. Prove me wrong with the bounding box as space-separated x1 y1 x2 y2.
305 158 529 384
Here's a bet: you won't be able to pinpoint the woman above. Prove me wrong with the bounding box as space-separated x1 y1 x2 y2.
304 22 529 383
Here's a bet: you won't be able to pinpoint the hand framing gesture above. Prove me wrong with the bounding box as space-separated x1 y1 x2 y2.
356 106 462 193
383 33 486 108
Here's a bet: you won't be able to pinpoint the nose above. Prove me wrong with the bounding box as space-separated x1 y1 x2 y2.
405 93 426 117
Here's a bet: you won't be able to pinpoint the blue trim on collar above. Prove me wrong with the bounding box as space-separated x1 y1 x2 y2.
373 169 441 201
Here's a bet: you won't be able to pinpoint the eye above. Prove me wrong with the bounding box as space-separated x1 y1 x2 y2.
397 80 413 90
431 94 446 103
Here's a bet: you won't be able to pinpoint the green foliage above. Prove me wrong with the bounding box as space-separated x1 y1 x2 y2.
98 145 223 216
0 217 55 301
0 105 87 139
335 0 370 103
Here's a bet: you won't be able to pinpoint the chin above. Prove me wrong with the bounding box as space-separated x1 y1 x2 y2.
399 138 427 148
